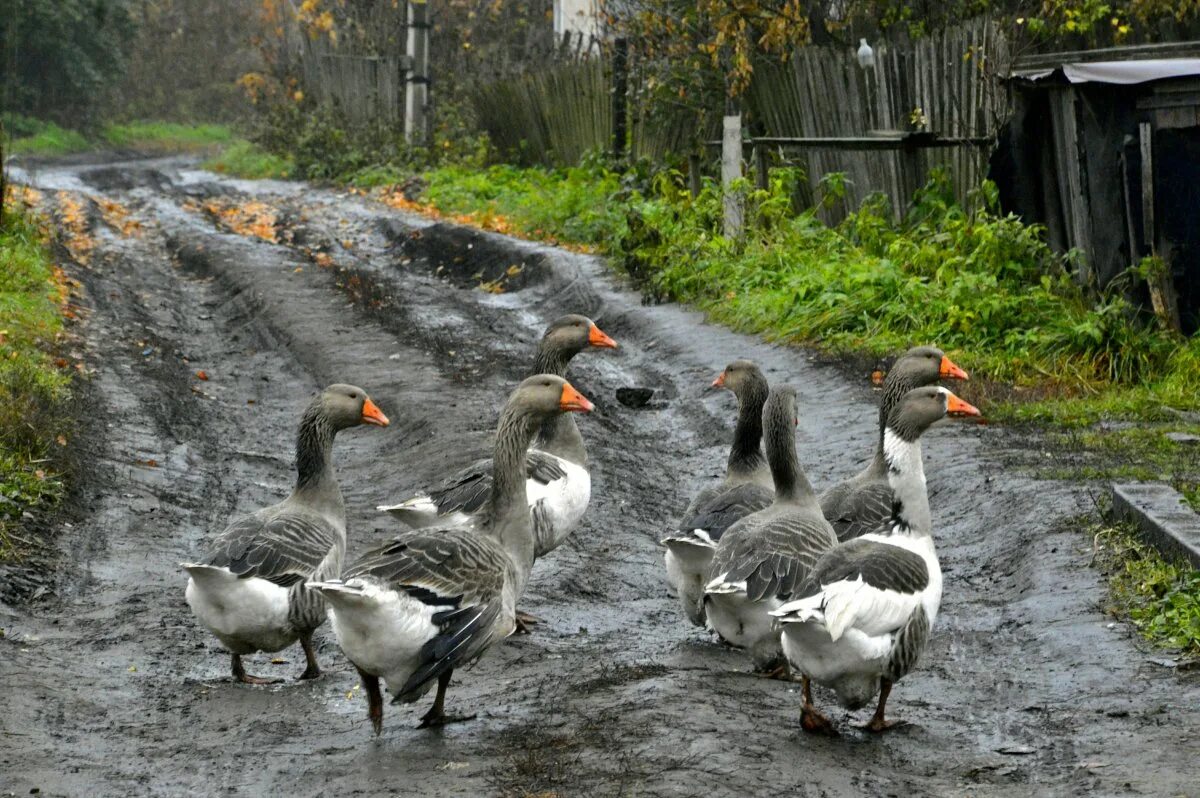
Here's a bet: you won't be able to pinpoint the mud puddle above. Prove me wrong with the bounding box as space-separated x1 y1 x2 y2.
0 156 1197 798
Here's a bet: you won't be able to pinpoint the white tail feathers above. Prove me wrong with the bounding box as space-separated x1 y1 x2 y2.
306 579 375 607
704 574 746 596
377 495 436 516
771 596 826 626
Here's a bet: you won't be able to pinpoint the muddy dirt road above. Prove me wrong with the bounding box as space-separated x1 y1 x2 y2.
1 156 1197 797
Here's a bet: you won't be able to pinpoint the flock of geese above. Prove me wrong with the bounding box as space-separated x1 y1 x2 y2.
182 313 980 736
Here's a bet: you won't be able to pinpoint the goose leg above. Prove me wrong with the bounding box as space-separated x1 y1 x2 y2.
232 653 283 685
356 665 384 736
799 676 838 736
513 609 542 634
417 670 477 729
861 678 906 733
297 631 321 680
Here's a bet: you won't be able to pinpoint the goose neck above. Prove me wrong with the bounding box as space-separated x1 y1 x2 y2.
765 405 814 504
293 407 343 511
728 383 768 477
485 404 540 581
882 428 931 536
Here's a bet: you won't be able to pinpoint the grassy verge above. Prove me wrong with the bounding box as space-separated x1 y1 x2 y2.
5 115 236 157
1092 517 1200 657
0 189 74 560
203 140 294 179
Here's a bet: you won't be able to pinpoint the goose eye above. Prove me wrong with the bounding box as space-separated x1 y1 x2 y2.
349 393 358 399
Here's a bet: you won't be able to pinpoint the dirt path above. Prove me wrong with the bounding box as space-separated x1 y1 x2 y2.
1 155 1196 798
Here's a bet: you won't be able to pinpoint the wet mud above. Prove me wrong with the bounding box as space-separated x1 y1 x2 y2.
1 155 1197 797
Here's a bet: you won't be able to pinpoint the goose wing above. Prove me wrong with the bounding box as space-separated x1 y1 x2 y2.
708 514 837 602
679 482 774 542
345 529 508 699
823 481 894 542
203 511 338 587
427 450 567 516
784 538 929 640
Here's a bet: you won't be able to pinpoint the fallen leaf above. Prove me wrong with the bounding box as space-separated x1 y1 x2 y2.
195 370 209 381
871 369 885 386
34 470 46 480
270 658 288 665
56 435 67 446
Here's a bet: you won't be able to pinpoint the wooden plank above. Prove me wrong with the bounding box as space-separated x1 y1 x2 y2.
1139 121 1155 244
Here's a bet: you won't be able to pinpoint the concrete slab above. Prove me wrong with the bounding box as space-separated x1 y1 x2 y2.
1111 483 1200 569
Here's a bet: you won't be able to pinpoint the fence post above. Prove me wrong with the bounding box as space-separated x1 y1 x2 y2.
405 0 430 145
754 142 769 191
611 37 628 163
687 152 702 198
722 95 744 238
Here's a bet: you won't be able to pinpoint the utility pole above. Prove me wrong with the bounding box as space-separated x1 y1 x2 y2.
405 0 430 145
721 92 744 238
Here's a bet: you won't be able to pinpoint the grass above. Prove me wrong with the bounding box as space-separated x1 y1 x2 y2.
0 189 74 560
203 140 295 179
5 116 235 157
1093 518 1200 657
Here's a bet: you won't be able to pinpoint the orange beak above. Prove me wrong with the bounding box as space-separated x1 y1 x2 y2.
588 323 618 349
361 398 390 427
559 382 594 413
945 391 981 418
939 355 969 381
711 371 726 388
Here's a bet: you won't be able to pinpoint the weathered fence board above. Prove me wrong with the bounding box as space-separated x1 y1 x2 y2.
747 18 1010 219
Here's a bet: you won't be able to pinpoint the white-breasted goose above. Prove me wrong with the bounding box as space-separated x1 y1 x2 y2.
772 386 981 734
378 315 616 561
183 384 390 684
703 386 837 671
662 360 774 628
819 346 967 542
310 375 593 734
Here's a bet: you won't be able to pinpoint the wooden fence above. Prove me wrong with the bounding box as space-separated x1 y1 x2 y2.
747 18 1010 216
298 41 405 124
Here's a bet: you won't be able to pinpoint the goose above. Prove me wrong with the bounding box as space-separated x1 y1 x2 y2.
703 386 837 672
378 314 616 561
182 384 390 684
662 360 773 627
310 374 593 733
772 386 981 734
819 346 967 542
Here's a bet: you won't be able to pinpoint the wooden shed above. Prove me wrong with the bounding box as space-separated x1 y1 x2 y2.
993 42 1200 333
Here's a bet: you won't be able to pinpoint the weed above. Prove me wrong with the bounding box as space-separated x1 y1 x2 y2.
204 140 294 180
0 191 74 559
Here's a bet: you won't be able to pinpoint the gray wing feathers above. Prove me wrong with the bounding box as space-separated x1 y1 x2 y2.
428 451 567 516
711 514 837 601
886 604 930 682
821 479 894 543
680 482 773 541
800 538 930 599
205 513 338 587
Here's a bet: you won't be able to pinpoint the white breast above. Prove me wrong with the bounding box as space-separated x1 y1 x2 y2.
529 455 591 556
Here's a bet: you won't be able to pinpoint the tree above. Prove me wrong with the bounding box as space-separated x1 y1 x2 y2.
0 0 137 126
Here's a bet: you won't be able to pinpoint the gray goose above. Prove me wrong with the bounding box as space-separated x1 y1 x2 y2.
183 384 389 683
310 375 593 733
703 386 837 672
819 346 967 542
662 361 773 628
773 386 981 734
378 314 616 560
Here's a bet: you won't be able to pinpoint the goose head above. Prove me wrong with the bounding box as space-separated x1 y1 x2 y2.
541 314 618 358
511 374 594 417
315 383 390 430
712 359 769 400
890 346 969 387
887 386 980 441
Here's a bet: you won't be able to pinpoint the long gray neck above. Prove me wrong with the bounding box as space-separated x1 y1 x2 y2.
764 394 814 504
870 369 922 474
293 405 344 515
484 404 541 591
728 381 768 478
882 428 931 537
530 344 586 464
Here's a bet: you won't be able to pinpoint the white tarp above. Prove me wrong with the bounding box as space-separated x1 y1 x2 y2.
1014 58 1200 84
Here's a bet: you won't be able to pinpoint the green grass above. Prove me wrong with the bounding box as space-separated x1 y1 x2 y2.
0 197 73 560
1093 518 1200 656
5 116 236 156
101 121 233 151
203 139 295 180
8 120 90 156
